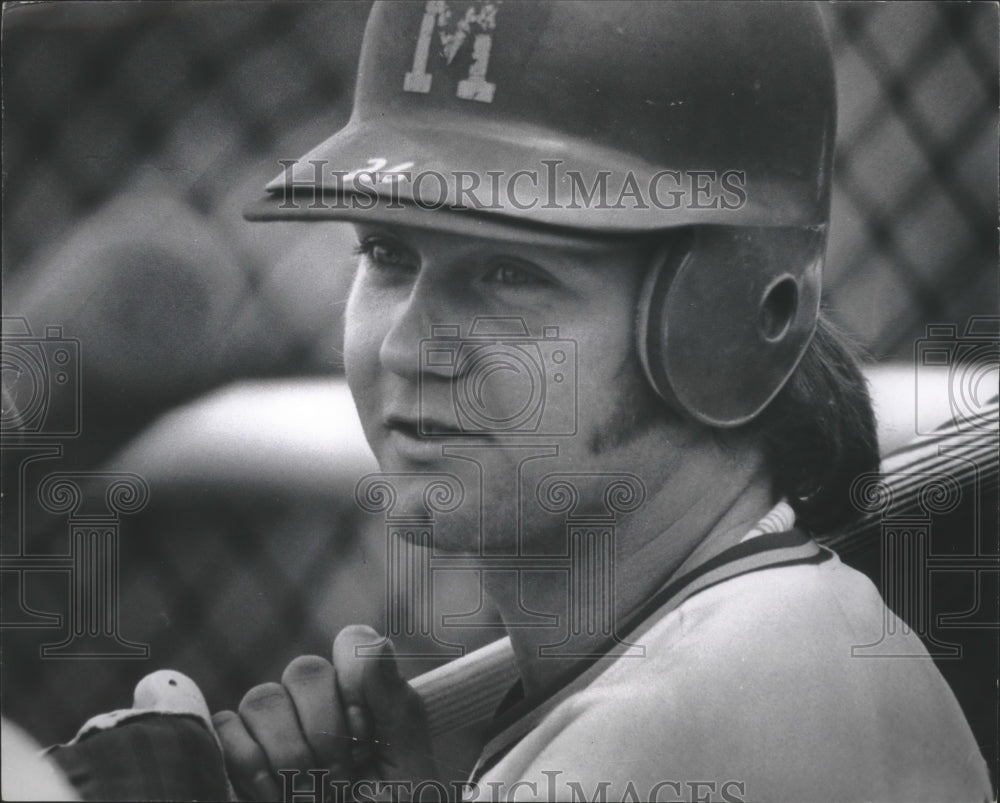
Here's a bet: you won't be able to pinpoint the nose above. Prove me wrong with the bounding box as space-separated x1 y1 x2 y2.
378 277 456 382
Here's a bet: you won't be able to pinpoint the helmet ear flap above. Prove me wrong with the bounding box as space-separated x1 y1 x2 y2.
636 226 824 428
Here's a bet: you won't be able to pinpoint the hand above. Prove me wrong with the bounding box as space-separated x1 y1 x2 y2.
213 625 438 802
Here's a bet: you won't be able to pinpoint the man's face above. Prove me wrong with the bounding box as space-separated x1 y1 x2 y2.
344 222 671 554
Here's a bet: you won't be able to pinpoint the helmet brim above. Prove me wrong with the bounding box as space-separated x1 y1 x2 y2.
244 119 823 236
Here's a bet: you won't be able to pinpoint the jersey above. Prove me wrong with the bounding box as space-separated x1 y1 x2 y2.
469 533 992 802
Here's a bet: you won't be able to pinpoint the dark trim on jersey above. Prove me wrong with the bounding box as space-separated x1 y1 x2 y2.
621 529 826 641
470 528 833 783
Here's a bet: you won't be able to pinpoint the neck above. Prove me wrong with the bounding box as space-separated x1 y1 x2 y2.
484 435 775 698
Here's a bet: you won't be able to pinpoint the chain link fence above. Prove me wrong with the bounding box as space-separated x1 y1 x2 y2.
2 0 997 773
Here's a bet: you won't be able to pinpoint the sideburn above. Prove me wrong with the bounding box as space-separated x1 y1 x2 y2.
588 352 673 455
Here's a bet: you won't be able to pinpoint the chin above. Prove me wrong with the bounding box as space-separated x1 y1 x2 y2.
392 510 491 556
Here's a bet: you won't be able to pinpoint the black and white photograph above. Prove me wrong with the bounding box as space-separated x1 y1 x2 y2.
1 1 997 801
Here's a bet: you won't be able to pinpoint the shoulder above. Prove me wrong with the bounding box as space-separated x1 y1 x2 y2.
502 554 992 801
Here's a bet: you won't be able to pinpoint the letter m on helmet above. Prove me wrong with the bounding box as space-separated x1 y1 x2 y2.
404 0 500 103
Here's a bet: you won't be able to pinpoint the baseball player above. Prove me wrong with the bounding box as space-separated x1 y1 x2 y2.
203 3 992 801
38 2 992 801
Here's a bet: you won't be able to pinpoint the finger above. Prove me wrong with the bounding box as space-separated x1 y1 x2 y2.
213 709 282 802
361 639 431 746
332 625 383 742
237 682 314 780
281 655 353 776
333 627 434 778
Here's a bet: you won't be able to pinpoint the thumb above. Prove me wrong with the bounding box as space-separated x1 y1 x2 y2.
332 626 433 778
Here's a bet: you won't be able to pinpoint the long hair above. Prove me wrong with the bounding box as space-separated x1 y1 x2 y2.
753 314 880 535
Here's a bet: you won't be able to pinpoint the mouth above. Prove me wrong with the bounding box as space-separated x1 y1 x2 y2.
385 415 460 438
382 415 498 457
384 416 423 439
386 411 508 437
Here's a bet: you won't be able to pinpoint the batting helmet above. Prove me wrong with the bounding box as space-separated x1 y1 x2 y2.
246 1 836 427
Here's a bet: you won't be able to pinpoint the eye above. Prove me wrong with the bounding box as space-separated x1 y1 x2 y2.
354 237 416 273
484 259 550 287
